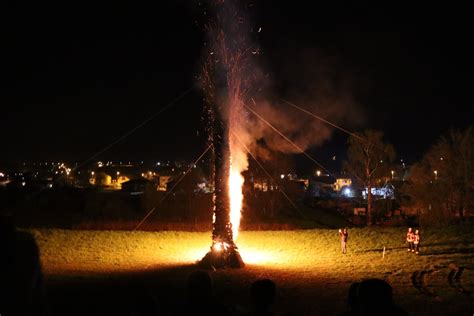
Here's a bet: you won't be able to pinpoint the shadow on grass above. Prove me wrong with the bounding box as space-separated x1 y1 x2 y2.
358 246 406 253
360 242 474 254
43 263 352 316
422 241 474 248
44 264 202 316
420 248 474 256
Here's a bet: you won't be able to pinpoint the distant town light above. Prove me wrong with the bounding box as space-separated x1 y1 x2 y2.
116 171 120 176
91 171 95 176
343 187 352 197
280 174 285 179
316 170 321 177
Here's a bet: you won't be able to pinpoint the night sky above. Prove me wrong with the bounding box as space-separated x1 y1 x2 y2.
2 1 472 172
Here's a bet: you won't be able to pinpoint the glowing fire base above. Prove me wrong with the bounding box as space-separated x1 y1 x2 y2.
199 240 245 269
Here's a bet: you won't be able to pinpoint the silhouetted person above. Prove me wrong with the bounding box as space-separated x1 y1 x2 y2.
0 214 46 315
340 281 360 316
130 291 160 316
342 279 407 316
249 279 276 316
176 270 230 316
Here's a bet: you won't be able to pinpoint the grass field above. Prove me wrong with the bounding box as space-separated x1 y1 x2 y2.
32 225 474 315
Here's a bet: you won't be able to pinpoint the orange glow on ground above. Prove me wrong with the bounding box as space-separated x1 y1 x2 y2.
36 230 338 275
34 228 473 316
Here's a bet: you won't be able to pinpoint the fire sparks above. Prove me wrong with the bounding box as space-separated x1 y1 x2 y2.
199 0 256 261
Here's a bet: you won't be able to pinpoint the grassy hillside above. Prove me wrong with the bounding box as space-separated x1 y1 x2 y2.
31 225 474 315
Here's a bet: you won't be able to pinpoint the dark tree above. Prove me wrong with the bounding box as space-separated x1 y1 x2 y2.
343 130 396 225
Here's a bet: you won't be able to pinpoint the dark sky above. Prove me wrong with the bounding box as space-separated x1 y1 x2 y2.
2 1 472 171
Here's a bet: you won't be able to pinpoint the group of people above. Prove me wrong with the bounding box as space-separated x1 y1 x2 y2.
405 227 421 255
338 227 422 255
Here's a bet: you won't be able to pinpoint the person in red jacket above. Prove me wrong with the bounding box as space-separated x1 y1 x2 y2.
413 229 421 255
406 228 414 253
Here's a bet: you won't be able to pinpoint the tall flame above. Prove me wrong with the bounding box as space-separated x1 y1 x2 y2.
228 105 249 240
229 156 244 240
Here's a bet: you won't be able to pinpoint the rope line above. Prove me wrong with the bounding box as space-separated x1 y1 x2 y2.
133 143 212 231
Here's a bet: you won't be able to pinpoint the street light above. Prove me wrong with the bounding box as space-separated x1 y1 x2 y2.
316 170 321 177
391 170 394 179
434 170 438 180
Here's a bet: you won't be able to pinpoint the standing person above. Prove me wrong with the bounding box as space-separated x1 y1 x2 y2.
249 279 277 316
339 228 349 254
406 228 414 253
413 229 420 255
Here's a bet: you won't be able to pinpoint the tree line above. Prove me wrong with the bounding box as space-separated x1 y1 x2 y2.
343 126 473 226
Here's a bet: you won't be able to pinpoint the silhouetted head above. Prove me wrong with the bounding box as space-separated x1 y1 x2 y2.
187 270 212 302
0 215 16 244
347 281 360 310
357 279 393 314
250 279 276 312
130 292 159 316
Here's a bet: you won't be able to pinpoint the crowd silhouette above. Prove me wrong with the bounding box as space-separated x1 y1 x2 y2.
0 214 47 315
340 278 408 316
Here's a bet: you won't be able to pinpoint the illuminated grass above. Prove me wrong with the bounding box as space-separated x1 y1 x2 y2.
32 226 474 276
30 225 474 315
